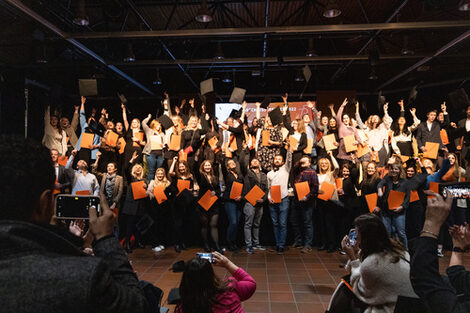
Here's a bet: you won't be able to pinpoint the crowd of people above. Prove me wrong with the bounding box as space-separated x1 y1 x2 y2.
43 93 470 257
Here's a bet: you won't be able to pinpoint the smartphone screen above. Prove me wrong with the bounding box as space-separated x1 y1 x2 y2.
348 229 357 246
196 252 214 263
439 182 470 200
55 195 100 219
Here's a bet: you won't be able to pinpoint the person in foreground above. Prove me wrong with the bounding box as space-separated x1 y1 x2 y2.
410 189 470 313
341 214 418 313
176 251 256 313
0 135 149 313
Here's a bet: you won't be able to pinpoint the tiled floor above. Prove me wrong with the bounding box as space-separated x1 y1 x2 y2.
129 247 470 313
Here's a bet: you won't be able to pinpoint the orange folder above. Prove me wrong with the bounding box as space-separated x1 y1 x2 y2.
440 129 449 145
262 130 271 146
423 142 439 159
244 185 265 206
80 133 94 149
76 190 90 196
270 185 282 203
131 181 147 200
53 179 60 195
357 144 370 158
335 178 343 190
229 182 243 200
428 181 440 198
169 134 181 151
208 136 218 150
399 155 410 163
107 131 119 147
387 190 405 210
323 134 338 151
343 135 357 153
318 182 335 201
371 151 380 163
133 132 144 147
153 184 167 204
58 155 68 167
295 181 310 201
365 193 378 213
198 190 218 211
177 179 190 195
225 144 233 158
179 150 187 162
118 137 126 154
410 190 420 203
289 136 298 153
229 137 238 151
304 139 314 154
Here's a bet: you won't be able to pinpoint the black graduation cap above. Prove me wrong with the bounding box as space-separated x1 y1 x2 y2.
117 92 128 104
261 97 272 109
408 85 418 106
229 87 246 104
159 114 174 130
87 118 105 137
268 107 283 126
229 108 242 119
200 78 214 96
377 90 386 107
78 79 98 96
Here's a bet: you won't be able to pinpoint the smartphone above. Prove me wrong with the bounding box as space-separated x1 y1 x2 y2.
439 182 470 200
55 194 100 219
197 252 214 263
348 229 357 246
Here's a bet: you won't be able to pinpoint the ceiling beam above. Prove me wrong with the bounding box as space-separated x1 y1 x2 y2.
66 20 470 39
3 0 155 95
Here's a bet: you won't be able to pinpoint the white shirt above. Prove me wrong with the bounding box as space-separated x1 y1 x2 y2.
267 152 292 200
466 119 470 132
427 121 433 132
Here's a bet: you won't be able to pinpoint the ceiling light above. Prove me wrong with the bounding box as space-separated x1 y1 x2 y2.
152 69 162 85
323 0 341 18
368 66 378 80
459 0 470 11
222 73 232 83
123 43 135 62
73 0 89 26
35 44 48 64
251 70 261 77
295 70 305 82
368 48 379 66
306 38 317 57
401 35 414 55
214 42 224 60
195 0 212 23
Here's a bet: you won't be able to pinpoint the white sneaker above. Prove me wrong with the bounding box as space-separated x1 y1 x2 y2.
152 246 163 252
158 245 165 250
437 248 444 257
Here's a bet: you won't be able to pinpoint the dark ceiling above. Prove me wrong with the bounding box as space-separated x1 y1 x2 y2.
1 0 470 103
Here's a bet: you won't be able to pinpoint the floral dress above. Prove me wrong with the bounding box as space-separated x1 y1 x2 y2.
257 126 282 172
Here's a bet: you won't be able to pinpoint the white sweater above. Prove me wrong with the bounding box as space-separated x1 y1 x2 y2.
346 251 418 313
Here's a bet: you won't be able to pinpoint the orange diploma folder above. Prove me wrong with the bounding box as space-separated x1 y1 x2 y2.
270 185 282 203
229 137 238 151
179 150 187 162
357 144 370 158
343 135 357 153
335 178 343 190
58 155 68 167
289 136 298 153
198 190 218 211
106 131 119 147
244 185 265 206
133 132 144 147
387 190 405 210
76 190 90 196
304 139 314 154
177 179 190 195
118 137 126 154
80 133 94 149
410 190 420 202
323 134 338 151
423 142 439 159
365 193 378 213
131 181 147 200
153 184 167 204
318 182 335 201
262 130 271 146
428 181 439 198
169 134 181 151
440 129 449 145
295 181 310 201
208 136 218 150
229 182 243 200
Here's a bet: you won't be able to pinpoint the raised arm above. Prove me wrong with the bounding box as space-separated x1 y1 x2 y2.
329 151 340 177
240 101 247 122
336 98 347 129
168 156 178 176
256 101 261 120
71 104 79 131
355 101 367 130
399 99 405 118
409 108 421 132
121 103 129 131
381 103 392 130
284 149 293 172
313 108 325 132
328 103 336 120
142 114 151 133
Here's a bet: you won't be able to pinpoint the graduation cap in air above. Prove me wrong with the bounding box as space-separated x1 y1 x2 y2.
377 90 386 107
261 97 272 109
229 87 246 104
87 118 106 137
200 78 214 96
268 106 283 126
158 114 174 130
78 79 98 96
303 65 312 83
408 85 418 106
229 108 242 119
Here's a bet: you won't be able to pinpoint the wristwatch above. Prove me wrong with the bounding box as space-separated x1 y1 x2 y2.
452 246 466 253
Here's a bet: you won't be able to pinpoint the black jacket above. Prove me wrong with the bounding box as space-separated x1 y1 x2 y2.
0 220 149 313
416 120 443 150
242 168 268 205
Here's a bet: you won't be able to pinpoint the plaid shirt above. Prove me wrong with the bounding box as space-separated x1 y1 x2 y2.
295 168 319 200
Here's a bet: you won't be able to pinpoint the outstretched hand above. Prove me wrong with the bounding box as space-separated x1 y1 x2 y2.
422 189 453 236
88 194 115 241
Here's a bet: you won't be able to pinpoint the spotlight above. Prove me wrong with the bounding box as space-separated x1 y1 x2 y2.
459 0 470 11
195 0 213 23
368 49 379 66
152 69 162 85
222 72 232 83
295 70 305 82
35 44 48 64
73 0 89 26
306 38 317 57
214 42 224 60
368 66 378 80
323 0 341 18
401 35 414 55
123 43 135 62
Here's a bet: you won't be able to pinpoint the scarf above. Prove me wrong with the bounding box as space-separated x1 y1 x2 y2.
105 173 116 204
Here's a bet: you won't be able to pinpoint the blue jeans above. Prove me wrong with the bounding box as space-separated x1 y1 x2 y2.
269 197 290 248
225 200 241 245
382 213 407 248
145 154 164 181
291 199 314 247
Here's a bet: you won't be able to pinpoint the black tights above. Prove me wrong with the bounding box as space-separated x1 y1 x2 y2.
200 212 219 245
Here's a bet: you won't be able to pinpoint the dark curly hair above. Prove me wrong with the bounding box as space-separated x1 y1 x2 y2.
0 135 55 220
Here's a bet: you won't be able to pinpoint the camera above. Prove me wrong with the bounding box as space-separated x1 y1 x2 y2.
55 194 100 219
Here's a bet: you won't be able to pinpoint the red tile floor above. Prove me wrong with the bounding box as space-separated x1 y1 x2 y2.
129 247 470 313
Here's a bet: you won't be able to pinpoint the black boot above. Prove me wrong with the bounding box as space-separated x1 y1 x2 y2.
125 239 133 253
203 242 211 252
181 243 188 250
175 245 181 253
214 242 223 254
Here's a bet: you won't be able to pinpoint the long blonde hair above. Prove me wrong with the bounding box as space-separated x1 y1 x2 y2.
155 168 171 187
318 158 332 175
131 164 144 180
